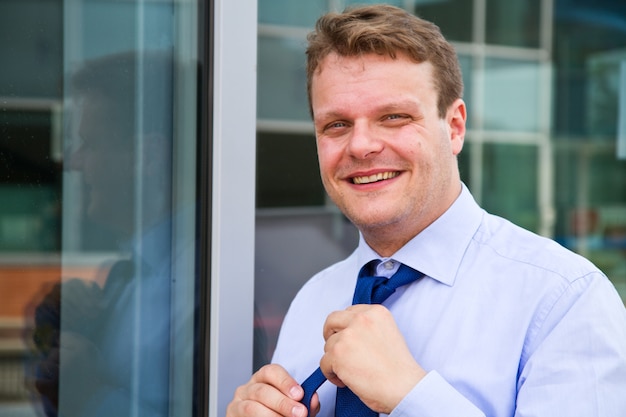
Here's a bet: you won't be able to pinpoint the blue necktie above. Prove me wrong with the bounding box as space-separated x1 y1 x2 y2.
300 260 424 417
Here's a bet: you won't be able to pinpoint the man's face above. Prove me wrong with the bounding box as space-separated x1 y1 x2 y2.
69 94 135 234
311 52 466 254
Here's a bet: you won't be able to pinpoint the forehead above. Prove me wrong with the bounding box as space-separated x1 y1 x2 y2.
311 52 437 117
77 93 132 150
313 51 433 78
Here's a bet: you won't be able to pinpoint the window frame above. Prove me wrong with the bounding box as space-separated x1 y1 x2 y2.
205 1 258 416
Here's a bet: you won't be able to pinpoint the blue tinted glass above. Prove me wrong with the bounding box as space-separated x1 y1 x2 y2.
484 58 541 132
344 0 404 8
414 0 473 42
259 0 327 26
482 143 539 231
458 54 473 125
486 0 540 47
257 36 310 121
0 1 199 416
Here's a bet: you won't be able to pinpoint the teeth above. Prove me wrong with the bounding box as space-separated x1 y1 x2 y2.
353 171 399 184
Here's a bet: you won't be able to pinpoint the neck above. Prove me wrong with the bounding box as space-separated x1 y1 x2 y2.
361 182 463 257
361 224 421 258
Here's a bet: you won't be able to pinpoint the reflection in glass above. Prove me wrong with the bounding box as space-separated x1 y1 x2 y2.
585 50 626 138
21 49 197 417
481 143 539 232
254 211 358 371
414 0 473 43
256 132 324 208
258 0 326 27
257 36 310 121
483 58 541 132
344 0 404 8
0 1 199 415
553 0 626 137
551 0 626 302
458 54 473 126
554 140 626 296
486 0 540 48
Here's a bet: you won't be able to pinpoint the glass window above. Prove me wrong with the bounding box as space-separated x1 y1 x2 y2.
481 143 539 231
257 36 310 121
553 0 626 137
552 0 626 301
458 54 473 124
254 209 358 370
344 0 404 7
0 1 201 416
486 0 541 48
0 1 62 99
258 0 327 27
586 50 626 138
256 132 325 208
414 0 474 43
483 58 542 132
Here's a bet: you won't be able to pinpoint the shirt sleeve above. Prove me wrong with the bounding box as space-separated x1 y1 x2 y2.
514 271 626 417
391 271 626 417
389 371 485 417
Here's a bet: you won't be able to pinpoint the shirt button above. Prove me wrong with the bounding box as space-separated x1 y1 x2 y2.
383 260 394 270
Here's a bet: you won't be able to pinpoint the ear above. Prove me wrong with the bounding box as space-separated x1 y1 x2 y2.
139 133 172 193
447 98 466 156
142 133 170 174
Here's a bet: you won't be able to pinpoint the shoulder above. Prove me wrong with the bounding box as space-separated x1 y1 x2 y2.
272 252 359 379
472 211 601 284
291 252 359 305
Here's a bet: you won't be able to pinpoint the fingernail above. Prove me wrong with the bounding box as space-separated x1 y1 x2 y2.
292 404 307 417
289 385 303 399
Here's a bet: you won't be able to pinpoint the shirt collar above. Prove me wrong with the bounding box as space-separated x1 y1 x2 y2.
116 213 173 277
356 183 483 286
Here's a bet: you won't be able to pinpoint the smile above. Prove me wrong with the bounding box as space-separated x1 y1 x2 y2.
352 171 400 184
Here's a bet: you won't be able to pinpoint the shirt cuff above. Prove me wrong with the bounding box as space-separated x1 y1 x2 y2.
389 371 485 417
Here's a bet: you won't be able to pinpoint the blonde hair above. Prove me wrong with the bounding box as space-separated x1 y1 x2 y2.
306 4 463 118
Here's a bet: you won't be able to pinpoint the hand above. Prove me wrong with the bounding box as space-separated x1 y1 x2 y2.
28 279 104 413
320 304 427 414
227 364 320 417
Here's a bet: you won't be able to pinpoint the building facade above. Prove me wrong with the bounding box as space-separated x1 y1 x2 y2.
0 0 625 415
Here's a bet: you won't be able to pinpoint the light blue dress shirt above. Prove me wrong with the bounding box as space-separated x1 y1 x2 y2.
272 184 626 417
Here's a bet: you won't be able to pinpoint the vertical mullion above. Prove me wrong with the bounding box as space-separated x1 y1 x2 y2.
207 0 257 416
195 0 214 415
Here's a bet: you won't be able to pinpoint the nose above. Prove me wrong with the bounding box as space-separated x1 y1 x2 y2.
347 122 384 159
65 143 85 171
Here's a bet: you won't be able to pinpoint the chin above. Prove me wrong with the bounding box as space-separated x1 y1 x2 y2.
347 211 397 230
356 199 419 226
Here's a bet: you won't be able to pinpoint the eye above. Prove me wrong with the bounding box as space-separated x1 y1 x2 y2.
328 121 346 129
385 114 408 121
381 113 412 127
322 120 349 134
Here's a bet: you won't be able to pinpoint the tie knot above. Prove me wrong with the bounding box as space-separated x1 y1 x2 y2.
299 260 424 416
353 261 423 305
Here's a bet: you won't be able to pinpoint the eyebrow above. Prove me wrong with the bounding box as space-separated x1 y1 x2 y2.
376 99 422 113
315 99 422 123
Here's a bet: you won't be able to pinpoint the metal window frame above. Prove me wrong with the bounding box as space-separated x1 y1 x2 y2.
197 0 258 416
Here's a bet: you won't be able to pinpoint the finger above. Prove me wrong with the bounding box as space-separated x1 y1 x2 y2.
227 399 304 417
318 343 346 388
323 304 387 341
230 380 308 417
346 303 389 316
252 364 304 400
309 393 322 417
226 397 277 417
228 365 309 417
322 310 355 341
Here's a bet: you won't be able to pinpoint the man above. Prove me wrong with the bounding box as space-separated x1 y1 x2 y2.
228 5 626 417
30 51 195 417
